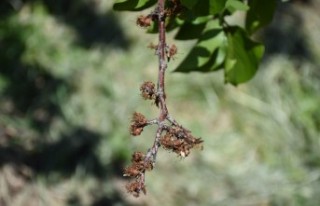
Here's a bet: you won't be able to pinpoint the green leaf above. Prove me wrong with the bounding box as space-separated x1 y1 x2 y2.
224 26 264 85
192 0 210 16
226 0 249 13
211 42 227 71
245 0 276 34
175 23 207 40
189 16 213 24
198 44 226 72
113 0 156 11
174 20 227 72
147 21 158 33
209 0 227 15
174 16 212 40
180 0 198 10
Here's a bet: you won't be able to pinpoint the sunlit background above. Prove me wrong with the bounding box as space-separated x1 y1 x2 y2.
1 0 320 205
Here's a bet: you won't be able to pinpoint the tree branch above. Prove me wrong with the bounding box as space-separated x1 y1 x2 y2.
157 0 168 122
124 0 203 197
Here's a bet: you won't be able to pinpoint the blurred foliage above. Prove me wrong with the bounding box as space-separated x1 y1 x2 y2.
0 0 320 206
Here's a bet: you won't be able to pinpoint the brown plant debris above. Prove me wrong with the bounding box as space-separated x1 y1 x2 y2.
160 126 203 157
136 15 152 27
124 152 153 177
129 112 148 136
140 81 156 100
124 151 153 197
126 180 146 197
166 44 177 62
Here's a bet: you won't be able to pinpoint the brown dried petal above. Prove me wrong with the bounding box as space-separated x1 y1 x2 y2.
160 126 203 157
132 151 145 162
126 181 145 197
136 15 152 27
123 166 140 177
144 160 154 171
167 44 177 61
130 125 144 136
140 81 156 100
132 112 147 125
129 112 148 136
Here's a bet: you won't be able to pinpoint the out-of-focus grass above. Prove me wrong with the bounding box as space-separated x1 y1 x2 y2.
0 1 320 206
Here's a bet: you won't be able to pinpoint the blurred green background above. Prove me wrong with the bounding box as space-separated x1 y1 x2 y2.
1 0 320 205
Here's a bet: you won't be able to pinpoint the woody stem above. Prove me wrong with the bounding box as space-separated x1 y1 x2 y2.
157 0 168 122
143 0 168 169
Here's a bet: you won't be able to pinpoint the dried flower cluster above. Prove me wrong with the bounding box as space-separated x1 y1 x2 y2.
129 112 148 136
124 152 153 197
140 81 156 100
161 126 203 157
126 109 203 197
136 15 152 27
149 43 178 62
124 0 203 197
167 44 177 61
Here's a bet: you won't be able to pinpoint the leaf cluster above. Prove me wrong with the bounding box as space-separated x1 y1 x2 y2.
113 0 276 85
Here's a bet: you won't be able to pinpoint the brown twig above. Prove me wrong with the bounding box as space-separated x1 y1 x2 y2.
143 0 168 168
157 0 168 121
124 0 203 197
